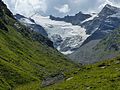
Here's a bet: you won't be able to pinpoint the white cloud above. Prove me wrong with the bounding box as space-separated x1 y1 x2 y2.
73 0 81 3
73 0 86 4
55 4 70 13
98 0 120 10
98 0 113 9
3 0 120 17
3 0 47 17
29 0 47 13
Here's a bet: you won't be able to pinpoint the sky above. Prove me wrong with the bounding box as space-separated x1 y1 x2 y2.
3 0 120 17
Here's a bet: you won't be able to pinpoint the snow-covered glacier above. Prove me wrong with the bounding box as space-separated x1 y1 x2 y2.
3 0 89 54
31 15 89 54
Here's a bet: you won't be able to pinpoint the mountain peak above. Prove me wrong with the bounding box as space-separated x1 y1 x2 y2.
75 11 83 15
104 4 119 10
98 4 120 17
105 4 113 8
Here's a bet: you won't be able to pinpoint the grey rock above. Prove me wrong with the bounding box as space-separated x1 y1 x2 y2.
69 4 120 64
42 74 64 87
50 12 91 25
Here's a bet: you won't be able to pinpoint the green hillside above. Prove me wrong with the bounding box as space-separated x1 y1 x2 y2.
13 57 120 90
0 0 120 90
0 1 78 90
41 57 120 90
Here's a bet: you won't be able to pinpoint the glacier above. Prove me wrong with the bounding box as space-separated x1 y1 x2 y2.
3 0 89 54
31 15 89 54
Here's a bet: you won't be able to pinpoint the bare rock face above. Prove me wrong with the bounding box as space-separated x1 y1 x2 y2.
42 74 64 87
50 12 91 25
60 35 83 52
14 14 48 37
69 4 120 64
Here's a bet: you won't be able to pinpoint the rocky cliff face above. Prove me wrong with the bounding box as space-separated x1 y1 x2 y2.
50 12 91 25
14 14 48 37
69 4 120 64
15 14 89 54
2 0 120 64
82 4 120 45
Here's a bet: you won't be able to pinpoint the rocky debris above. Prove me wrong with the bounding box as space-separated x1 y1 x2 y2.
51 34 63 48
98 63 110 69
86 86 91 90
115 61 120 64
109 44 120 51
66 77 73 81
42 74 64 87
60 35 83 52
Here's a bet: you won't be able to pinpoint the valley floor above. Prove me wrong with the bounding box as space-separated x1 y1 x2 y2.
14 57 120 90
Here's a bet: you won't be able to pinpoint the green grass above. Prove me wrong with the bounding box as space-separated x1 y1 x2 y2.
0 2 78 89
0 24 77 89
13 57 120 90
13 81 40 90
0 1 120 90
41 57 120 90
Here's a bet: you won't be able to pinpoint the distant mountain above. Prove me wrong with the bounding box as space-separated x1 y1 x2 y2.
69 28 120 64
15 14 89 54
14 14 48 37
50 12 91 25
82 4 120 44
82 4 120 43
14 14 53 48
69 4 120 64
1 1 120 90
2 0 91 54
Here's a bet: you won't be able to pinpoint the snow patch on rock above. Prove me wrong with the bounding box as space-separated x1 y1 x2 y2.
81 13 98 24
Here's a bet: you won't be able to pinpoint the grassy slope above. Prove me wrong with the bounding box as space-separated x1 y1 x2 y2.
14 56 120 90
42 57 120 90
0 1 120 90
0 1 78 89
0 21 78 90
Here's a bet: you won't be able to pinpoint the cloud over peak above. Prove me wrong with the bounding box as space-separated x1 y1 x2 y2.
55 4 70 13
3 0 47 17
3 0 120 17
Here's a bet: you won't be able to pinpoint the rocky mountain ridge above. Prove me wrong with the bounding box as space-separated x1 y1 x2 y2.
50 11 91 25
69 4 120 64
